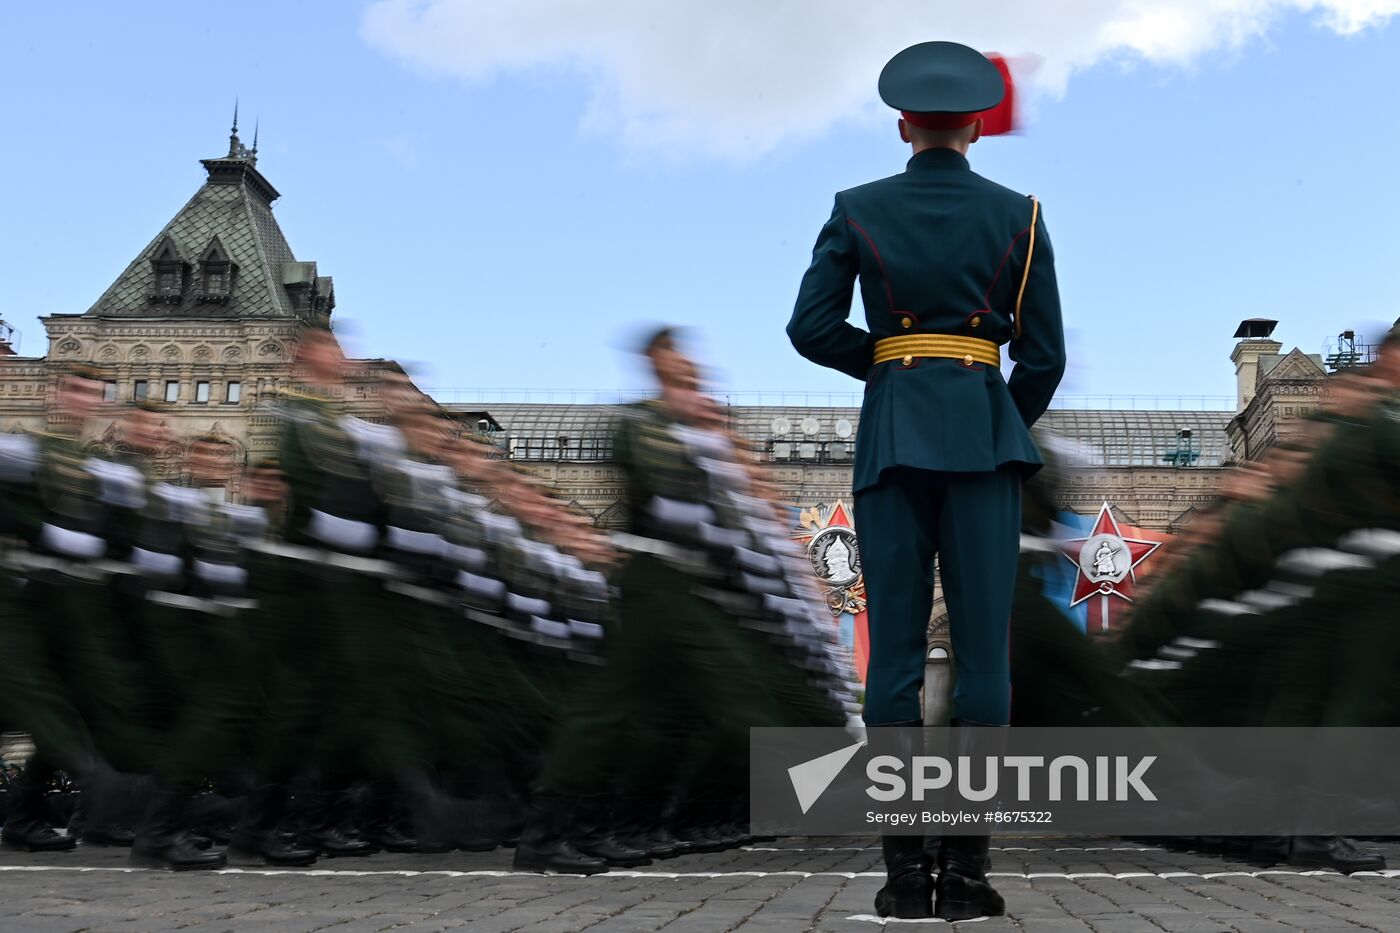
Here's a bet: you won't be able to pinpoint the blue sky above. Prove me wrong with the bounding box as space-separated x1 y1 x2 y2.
2 1 1397 404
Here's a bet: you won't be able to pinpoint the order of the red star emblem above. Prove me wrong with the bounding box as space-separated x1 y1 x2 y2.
1061 501 1162 607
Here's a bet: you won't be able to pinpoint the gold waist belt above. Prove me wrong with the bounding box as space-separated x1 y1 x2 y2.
873 334 1002 368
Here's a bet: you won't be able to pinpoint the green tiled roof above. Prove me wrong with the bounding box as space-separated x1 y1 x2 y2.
84 157 300 319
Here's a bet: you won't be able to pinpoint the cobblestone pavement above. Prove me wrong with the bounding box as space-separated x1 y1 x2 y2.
3 837 1400 932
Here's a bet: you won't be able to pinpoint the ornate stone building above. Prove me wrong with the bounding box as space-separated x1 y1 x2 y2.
0 126 400 493
1226 318 1337 463
440 399 1234 672
446 401 1234 534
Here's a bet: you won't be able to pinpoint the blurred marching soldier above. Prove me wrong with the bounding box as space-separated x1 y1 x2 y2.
787 42 1065 920
117 423 241 870
359 371 531 854
251 325 380 858
1117 338 1399 873
435 436 620 846
217 456 318 867
516 327 845 874
1119 363 1400 665
0 370 132 852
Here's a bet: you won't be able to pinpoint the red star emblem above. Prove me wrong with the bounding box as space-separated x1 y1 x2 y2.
1061 501 1162 607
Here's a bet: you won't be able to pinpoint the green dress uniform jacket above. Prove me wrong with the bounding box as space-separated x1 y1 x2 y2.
787 146 1065 492
787 147 1067 727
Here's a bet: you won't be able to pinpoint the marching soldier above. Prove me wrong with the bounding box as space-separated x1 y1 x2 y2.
516 328 799 874
0 370 135 852
787 42 1066 920
254 325 380 858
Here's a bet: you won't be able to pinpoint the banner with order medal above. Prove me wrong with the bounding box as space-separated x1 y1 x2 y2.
792 501 869 683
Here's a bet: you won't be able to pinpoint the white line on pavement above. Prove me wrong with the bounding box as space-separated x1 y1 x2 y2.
846 915 989 925
741 846 1163 853
0 865 1396 881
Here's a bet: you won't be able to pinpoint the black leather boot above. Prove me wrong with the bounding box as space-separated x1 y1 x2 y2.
130 789 226 871
706 799 748 849
570 795 652 867
67 797 135 847
184 791 238 846
293 790 376 857
935 835 1004 920
670 797 728 853
875 834 934 919
1 770 75 853
512 794 608 874
614 796 680 860
1287 836 1386 873
934 718 1004 921
228 785 318 867
361 782 418 853
872 719 932 919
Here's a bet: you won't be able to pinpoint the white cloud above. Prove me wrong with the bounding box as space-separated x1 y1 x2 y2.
360 0 1399 158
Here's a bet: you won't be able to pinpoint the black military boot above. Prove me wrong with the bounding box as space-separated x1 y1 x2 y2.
408 780 503 853
935 835 1005 920
130 789 226 871
1287 836 1386 873
68 798 136 847
875 834 934 919
872 719 932 919
1 771 75 853
360 782 418 853
293 790 376 858
512 794 608 874
570 795 652 867
184 791 239 846
622 796 687 859
613 796 678 860
228 785 318 867
670 797 728 853
934 718 1005 921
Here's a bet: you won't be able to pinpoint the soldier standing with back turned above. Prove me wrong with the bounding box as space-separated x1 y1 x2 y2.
787 42 1066 921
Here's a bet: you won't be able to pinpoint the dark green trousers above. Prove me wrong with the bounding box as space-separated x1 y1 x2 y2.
855 466 1021 726
0 572 94 770
536 555 781 798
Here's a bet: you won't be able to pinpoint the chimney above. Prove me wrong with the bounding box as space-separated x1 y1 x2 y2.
1230 318 1280 412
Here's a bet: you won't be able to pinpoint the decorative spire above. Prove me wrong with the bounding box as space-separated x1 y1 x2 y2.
228 99 241 157
224 99 259 161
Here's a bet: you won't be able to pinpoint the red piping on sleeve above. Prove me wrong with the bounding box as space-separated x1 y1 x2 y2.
984 226 1032 306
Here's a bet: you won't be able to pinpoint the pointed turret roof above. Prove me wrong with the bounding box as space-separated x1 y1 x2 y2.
83 126 331 322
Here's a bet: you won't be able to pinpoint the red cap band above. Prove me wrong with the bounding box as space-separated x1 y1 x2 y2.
899 53 1018 137
900 110 981 131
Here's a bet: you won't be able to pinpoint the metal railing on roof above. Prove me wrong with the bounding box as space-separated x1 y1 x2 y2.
427 387 1236 411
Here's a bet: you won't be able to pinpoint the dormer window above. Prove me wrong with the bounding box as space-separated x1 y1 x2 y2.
196 237 235 305
147 236 186 304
